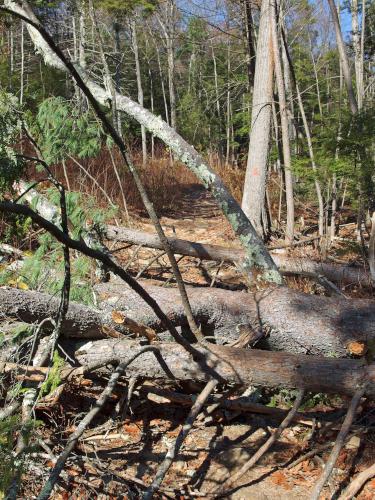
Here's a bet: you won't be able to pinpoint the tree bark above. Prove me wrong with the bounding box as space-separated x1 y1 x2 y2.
281 30 325 238
130 17 147 165
2 283 375 357
4 0 282 284
73 339 375 398
241 0 274 236
327 0 359 114
270 0 295 242
243 0 256 89
351 0 362 108
104 225 371 287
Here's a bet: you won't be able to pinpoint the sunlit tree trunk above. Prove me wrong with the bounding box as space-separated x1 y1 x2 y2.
20 21 24 104
281 30 325 238
242 0 274 237
327 0 359 114
270 0 294 242
225 38 231 166
130 17 147 166
157 0 177 131
243 0 256 89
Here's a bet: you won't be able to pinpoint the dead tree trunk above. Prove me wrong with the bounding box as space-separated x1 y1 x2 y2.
74 339 375 398
1 284 375 357
104 226 371 287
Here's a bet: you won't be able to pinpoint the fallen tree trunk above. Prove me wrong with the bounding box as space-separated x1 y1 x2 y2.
105 226 371 287
2 283 375 357
74 339 375 398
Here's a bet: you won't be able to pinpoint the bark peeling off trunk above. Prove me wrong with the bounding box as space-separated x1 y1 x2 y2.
73 339 375 398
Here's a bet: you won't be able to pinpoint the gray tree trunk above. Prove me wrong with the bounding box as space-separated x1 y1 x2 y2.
2 282 375 358
351 0 362 108
281 32 325 238
157 0 177 130
241 0 274 237
130 17 147 165
74 339 375 398
327 0 359 114
104 225 372 287
270 1 294 242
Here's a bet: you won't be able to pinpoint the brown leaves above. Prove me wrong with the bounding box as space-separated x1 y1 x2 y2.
270 471 292 490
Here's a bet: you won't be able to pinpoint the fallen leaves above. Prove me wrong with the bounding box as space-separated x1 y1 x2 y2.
270 470 292 490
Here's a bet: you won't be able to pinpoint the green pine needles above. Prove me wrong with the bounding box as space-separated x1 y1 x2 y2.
0 92 25 192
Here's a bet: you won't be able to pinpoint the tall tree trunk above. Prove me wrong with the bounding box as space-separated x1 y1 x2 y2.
242 0 274 237
351 0 362 107
281 30 325 238
130 18 147 166
308 33 323 119
270 1 294 242
243 0 256 89
358 0 366 110
113 22 123 134
211 42 224 166
225 38 231 166
157 0 177 131
327 0 359 114
20 21 24 104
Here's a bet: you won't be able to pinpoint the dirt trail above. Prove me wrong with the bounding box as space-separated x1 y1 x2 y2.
141 184 235 247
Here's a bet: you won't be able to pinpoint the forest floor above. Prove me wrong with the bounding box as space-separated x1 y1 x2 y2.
13 183 375 499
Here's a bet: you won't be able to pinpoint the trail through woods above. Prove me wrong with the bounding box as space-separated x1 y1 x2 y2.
1 0 375 495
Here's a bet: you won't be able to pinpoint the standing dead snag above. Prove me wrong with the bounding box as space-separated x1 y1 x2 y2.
144 378 218 499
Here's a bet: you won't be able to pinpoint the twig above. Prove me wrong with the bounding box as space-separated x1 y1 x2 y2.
310 386 366 500
144 378 218 499
118 376 138 420
210 260 224 287
287 442 334 470
36 346 157 500
217 389 305 494
136 250 166 279
339 462 375 500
